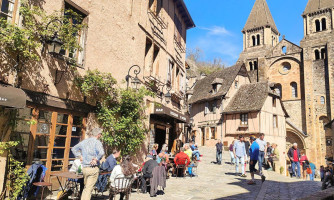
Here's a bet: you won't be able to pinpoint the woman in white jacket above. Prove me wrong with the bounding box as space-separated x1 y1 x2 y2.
109 155 136 199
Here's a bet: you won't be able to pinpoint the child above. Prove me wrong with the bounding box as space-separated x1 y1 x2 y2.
320 165 325 181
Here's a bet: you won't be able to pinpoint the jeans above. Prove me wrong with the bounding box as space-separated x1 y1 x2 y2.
292 161 301 178
229 151 235 164
310 171 315 181
216 151 222 163
193 150 200 160
258 151 265 173
235 156 245 174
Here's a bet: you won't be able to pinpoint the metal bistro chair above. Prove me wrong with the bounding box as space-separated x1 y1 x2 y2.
109 175 134 200
175 159 188 178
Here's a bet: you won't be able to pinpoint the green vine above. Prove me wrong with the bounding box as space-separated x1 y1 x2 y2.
0 142 29 200
76 70 155 155
0 0 86 86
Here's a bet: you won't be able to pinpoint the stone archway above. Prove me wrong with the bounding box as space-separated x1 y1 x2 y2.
286 130 305 151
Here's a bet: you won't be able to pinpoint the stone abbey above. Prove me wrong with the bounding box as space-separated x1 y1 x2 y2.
238 0 334 167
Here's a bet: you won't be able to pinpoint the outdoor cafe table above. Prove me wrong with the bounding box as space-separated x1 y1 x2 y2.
50 171 83 192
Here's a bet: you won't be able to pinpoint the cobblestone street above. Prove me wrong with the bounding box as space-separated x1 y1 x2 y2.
126 147 321 200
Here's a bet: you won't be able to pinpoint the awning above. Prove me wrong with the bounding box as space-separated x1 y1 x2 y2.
0 85 26 108
153 104 189 123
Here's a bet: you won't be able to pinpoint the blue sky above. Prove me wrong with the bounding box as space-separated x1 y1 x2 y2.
184 0 309 66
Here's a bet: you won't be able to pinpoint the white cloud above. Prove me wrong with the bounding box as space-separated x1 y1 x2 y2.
188 26 242 66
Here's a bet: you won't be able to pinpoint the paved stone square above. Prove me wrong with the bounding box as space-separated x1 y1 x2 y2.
107 147 322 200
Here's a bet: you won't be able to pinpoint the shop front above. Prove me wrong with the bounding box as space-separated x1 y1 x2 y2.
149 104 189 154
3 89 94 186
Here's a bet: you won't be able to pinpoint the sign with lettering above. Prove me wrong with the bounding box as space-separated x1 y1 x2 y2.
153 104 189 123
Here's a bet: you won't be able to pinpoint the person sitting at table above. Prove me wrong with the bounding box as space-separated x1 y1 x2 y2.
173 148 190 177
72 128 105 200
109 155 136 200
102 149 121 172
140 155 158 195
160 144 168 154
69 158 84 195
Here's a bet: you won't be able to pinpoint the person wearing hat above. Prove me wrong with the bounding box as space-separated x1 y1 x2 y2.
140 154 158 195
72 127 105 200
248 136 266 185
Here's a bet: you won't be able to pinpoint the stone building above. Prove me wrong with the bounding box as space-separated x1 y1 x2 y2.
237 0 334 167
0 0 194 190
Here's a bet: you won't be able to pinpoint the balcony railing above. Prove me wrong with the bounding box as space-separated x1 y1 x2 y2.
147 9 168 30
174 35 186 53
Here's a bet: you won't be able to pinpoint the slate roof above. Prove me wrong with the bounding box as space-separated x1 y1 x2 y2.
243 0 279 33
303 0 334 15
223 82 276 114
188 63 246 104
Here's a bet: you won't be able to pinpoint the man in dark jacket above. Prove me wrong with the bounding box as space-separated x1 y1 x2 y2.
287 143 301 178
101 149 120 171
216 140 223 165
141 155 158 194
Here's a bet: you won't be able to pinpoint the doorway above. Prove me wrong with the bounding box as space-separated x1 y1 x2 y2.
155 125 166 153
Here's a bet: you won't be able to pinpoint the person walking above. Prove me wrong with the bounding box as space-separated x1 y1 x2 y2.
72 128 105 200
216 140 223 165
287 143 301 178
300 151 309 180
233 135 247 177
229 141 235 165
256 133 267 175
309 161 316 181
247 136 266 185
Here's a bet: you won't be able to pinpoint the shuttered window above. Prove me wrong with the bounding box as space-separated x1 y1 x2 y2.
240 114 248 125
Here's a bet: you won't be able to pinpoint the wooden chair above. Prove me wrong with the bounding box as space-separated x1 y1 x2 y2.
174 159 188 178
109 175 134 200
32 182 52 200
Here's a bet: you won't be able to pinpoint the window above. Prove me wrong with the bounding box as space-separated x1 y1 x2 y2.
273 97 276 107
61 3 88 65
282 46 287 54
320 96 325 105
240 114 248 125
235 81 238 89
211 127 216 139
174 13 182 44
212 84 217 93
254 61 258 70
252 36 256 46
315 19 321 32
180 73 184 93
153 45 160 74
321 48 326 59
275 84 282 98
149 0 162 15
0 0 18 23
249 62 253 71
256 34 260 45
315 49 320 60
273 115 278 128
321 18 327 31
291 82 298 98
282 62 291 72
167 60 174 84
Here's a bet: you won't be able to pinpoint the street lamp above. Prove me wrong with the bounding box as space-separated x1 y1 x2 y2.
164 85 172 104
125 65 141 90
43 19 63 55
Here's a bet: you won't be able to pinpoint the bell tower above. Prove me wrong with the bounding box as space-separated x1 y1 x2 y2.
238 0 280 82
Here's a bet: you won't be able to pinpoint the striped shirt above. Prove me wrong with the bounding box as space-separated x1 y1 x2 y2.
72 137 105 167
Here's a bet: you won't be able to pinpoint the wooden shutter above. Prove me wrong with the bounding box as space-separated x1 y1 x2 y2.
206 127 210 140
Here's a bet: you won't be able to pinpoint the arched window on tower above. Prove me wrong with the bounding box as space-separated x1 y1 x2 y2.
321 18 327 31
315 49 320 60
275 84 282 98
291 82 298 98
249 62 253 71
252 36 256 46
254 61 258 70
320 96 325 105
321 48 326 59
282 46 287 54
315 19 321 32
257 34 260 45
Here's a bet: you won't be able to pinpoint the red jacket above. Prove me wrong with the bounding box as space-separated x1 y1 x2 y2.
174 152 190 166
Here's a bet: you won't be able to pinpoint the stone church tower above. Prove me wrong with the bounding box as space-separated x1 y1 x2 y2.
300 0 334 166
238 0 334 167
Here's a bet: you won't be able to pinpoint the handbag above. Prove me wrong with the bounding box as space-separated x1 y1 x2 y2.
306 167 312 174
